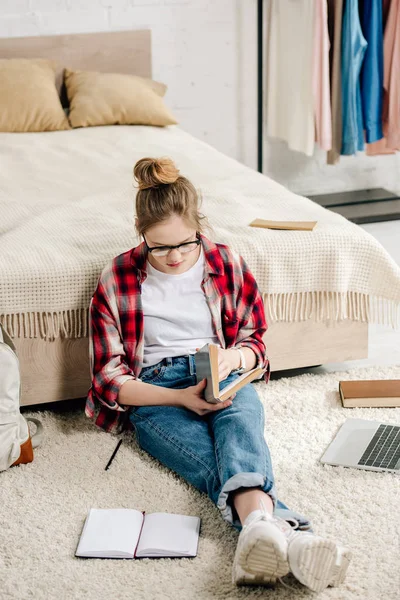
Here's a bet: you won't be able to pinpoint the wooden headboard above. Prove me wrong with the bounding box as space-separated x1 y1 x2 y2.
0 29 152 102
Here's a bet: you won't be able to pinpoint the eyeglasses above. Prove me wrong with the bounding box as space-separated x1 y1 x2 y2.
143 233 201 257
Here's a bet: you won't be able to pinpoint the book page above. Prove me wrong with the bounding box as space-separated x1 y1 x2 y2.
344 397 400 408
220 367 264 401
75 508 144 559
136 513 201 558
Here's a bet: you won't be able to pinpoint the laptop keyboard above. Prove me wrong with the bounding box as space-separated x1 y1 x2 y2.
358 424 400 470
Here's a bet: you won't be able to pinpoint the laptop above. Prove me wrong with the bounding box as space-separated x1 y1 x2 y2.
320 418 400 473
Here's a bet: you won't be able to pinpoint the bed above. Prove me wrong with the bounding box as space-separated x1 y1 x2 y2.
1 30 400 408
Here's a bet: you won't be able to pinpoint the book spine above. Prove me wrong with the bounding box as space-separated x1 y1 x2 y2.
133 511 146 559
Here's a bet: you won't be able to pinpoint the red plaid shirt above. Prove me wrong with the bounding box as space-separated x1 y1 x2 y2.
85 234 270 435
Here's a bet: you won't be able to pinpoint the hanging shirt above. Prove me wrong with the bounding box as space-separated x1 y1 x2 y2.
141 246 219 367
366 0 400 154
313 0 332 151
341 0 368 155
382 0 392 28
360 0 384 143
327 0 345 165
267 0 315 156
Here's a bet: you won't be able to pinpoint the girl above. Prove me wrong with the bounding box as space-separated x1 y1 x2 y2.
86 157 351 592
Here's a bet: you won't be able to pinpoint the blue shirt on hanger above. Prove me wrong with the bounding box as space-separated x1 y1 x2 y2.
341 0 368 154
360 0 384 143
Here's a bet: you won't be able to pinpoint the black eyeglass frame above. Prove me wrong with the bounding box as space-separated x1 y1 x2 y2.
143 232 201 255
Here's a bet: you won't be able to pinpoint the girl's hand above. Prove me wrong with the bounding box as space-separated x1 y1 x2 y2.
217 347 240 382
177 379 235 416
195 346 240 382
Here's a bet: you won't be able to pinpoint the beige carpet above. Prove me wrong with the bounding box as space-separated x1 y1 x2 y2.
1 365 400 600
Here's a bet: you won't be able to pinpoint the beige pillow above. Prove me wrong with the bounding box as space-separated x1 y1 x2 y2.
64 69 178 128
0 58 70 132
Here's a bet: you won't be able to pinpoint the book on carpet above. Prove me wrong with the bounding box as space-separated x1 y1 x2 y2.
249 218 317 231
194 343 265 404
75 509 201 559
339 380 400 408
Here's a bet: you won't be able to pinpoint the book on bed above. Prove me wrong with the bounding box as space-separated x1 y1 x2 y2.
249 219 317 231
75 508 201 559
194 343 265 404
339 380 400 408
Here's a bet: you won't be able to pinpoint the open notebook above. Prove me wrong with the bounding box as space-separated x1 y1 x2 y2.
75 509 201 559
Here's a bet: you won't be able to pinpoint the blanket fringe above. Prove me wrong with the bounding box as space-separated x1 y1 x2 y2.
264 291 400 329
0 309 89 340
0 292 399 339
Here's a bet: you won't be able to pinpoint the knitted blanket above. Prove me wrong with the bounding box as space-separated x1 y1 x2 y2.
1 125 400 340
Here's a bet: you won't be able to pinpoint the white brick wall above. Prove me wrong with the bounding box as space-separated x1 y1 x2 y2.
264 138 400 196
1 0 30 14
0 0 250 165
1 0 399 195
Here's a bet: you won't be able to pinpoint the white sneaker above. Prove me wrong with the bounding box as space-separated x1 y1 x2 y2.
329 545 353 587
287 530 352 593
232 510 290 586
232 505 352 592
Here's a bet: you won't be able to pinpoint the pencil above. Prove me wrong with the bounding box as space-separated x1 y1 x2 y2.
105 439 123 470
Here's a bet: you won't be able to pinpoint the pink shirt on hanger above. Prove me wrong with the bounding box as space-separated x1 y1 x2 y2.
313 0 332 150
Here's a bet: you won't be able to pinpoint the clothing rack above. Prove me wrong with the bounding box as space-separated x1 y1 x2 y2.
256 0 400 223
257 0 263 173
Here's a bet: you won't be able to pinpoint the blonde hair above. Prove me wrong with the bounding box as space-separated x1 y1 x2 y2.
133 157 209 236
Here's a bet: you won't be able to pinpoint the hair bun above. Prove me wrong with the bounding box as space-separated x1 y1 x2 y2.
133 157 180 190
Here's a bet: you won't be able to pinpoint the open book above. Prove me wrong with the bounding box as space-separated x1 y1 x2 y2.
194 343 265 404
75 509 201 559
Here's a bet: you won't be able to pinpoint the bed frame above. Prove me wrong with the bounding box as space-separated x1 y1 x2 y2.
0 30 368 407
14 320 368 407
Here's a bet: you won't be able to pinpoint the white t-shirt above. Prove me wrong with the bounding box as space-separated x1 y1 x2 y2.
141 247 219 367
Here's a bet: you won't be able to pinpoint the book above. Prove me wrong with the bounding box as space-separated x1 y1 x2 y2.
75 508 201 559
339 380 400 408
194 343 265 404
249 218 317 231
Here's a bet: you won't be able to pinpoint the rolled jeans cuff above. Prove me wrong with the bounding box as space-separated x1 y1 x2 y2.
217 472 278 529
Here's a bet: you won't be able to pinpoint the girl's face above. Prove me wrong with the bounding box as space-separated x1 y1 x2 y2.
142 214 201 275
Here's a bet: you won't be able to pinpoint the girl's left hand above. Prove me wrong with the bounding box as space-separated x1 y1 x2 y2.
195 346 239 382
217 347 239 382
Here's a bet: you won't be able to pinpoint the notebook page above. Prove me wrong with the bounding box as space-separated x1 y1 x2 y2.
75 508 143 558
136 513 200 558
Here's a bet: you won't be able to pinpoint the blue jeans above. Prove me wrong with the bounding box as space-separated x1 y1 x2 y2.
129 355 312 533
